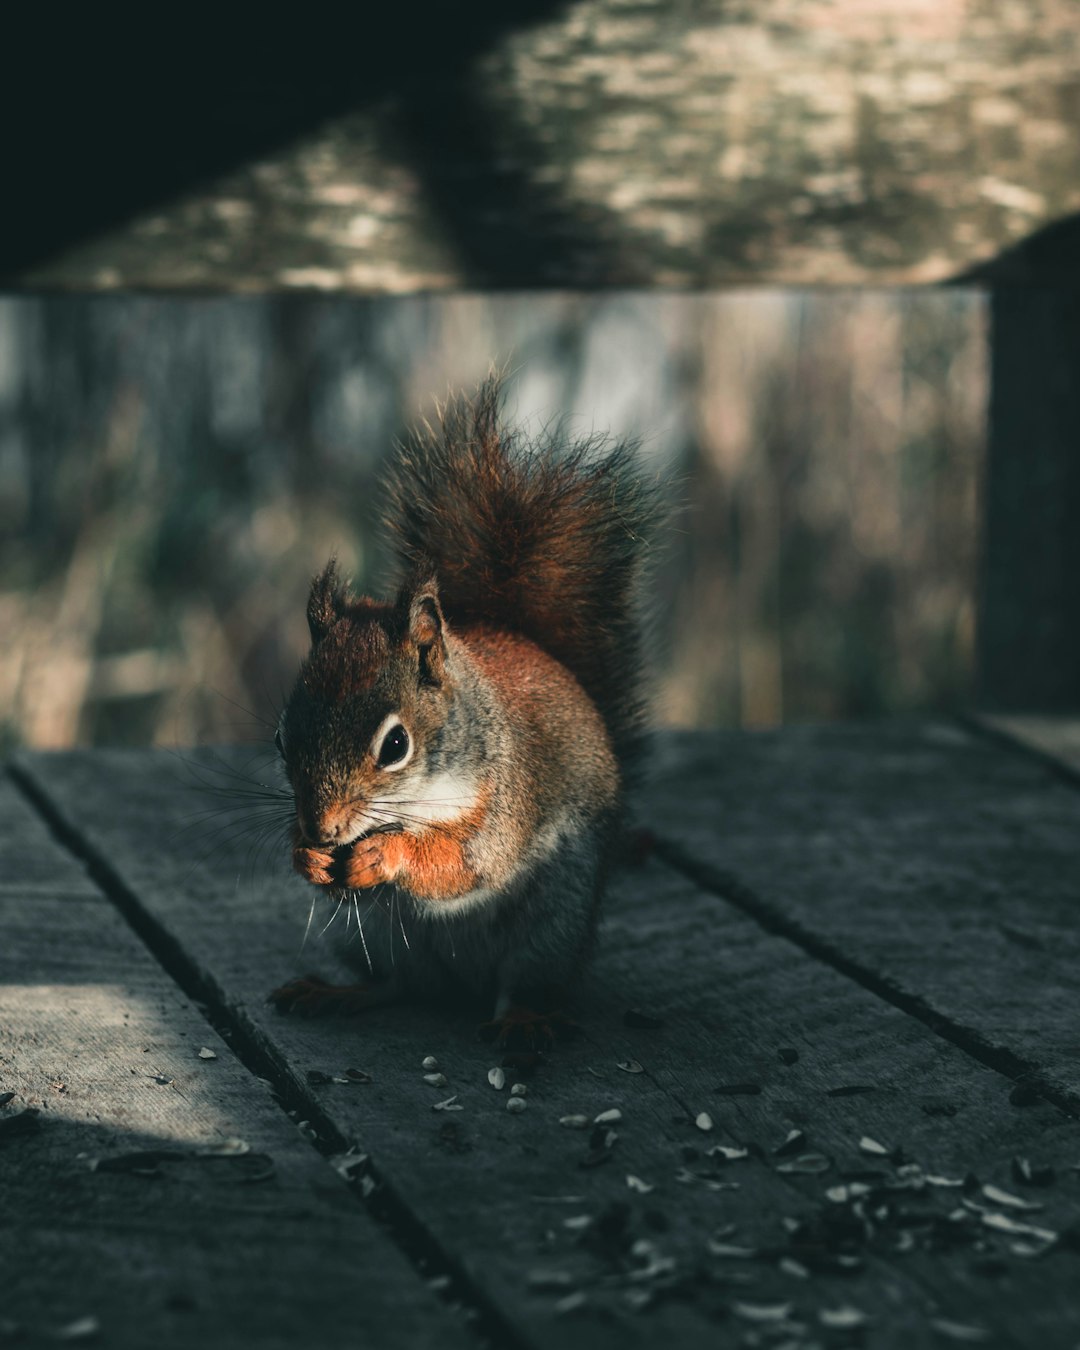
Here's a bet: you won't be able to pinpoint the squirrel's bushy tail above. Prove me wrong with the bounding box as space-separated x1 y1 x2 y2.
386 378 660 772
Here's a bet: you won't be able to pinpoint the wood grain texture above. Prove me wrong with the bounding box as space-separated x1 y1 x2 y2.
976 714 1080 778
11 1 1080 291
12 744 1080 1348
646 720 1080 1105
0 784 473 1350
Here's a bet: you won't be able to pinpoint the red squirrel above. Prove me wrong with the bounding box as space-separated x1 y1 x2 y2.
270 379 658 1044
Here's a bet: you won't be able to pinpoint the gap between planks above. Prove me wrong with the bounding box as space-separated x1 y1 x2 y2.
648 834 1079 1122
5 760 536 1350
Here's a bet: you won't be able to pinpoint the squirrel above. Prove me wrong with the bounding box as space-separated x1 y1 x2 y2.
269 378 658 1045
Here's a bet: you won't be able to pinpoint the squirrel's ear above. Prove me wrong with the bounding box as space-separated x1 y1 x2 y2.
307 560 346 644
403 577 446 685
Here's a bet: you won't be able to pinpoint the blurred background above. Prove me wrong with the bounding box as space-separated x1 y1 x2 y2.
0 290 985 751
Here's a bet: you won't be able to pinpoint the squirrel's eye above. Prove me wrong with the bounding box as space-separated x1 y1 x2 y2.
377 723 410 769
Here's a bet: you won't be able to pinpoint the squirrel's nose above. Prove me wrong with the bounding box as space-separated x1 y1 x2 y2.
307 803 354 846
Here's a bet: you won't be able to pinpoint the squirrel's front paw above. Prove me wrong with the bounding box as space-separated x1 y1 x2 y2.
292 843 336 886
339 834 401 889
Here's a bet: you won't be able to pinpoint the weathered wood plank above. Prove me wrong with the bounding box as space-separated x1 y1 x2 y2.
14 747 1080 1348
10 1 1080 290
0 775 475 1350
645 720 1080 1104
975 714 1080 781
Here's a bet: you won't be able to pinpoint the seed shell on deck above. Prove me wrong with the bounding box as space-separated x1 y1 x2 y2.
423 1072 448 1088
554 1291 587 1316
775 1153 831 1175
343 1067 372 1083
506 1096 527 1114
510 1083 527 1097
196 1047 217 1060
929 1319 991 1343
731 1301 793 1323
819 1307 869 1330
707 1144 749 1162
559 1115 590 1129
432 1096 463 1112
1011 1156 1056 1187
982 1183 1042 1211
194 1137 250 1157
487 1067 506 1090
773 1129 806 1157
421 1056 440 1071
54 1316 101 1342
858 1135 889 1156
695 1112 714 1132
626 1174 654 1194
594 1108 622 1125
617 1059 644 1074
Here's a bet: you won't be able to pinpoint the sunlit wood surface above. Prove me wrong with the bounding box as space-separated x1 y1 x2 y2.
5 718 1080 1347
13 0 1080 291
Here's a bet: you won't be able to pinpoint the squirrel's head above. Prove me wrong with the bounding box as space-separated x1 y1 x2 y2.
277 560 465 848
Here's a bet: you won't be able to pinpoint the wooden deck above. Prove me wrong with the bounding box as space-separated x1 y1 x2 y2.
4 719 1080 1349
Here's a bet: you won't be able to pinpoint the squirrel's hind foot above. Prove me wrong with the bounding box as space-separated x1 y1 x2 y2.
478 1005 581 1052
269 973 392 1018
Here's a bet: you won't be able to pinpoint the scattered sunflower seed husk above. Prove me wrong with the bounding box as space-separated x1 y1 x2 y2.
559 1114 590 1129
506 1096 527 1114
695 1112 714 1132
1012 1156 1056 1187
421 1056 440 1071
594 1108 622 1125
197 1047 217 1060
432 1095 463 1112
487 1067 506 1091
929 1319 991 1343
617 1059 644 1074
925 1174 966 1188
731 1301 794 1323
194 1137 250 1157
343 1067 372 1083
981 1183 1043 1211
510 1083 527 1097
819 1307 869 1330
563 1214 592 1231
554 1291 587 1316
626 1174 654 1194
54 1316 101 1342
423 1072 448 1088
773 1129 806 1157
330 1152 369 1179
707 1144 750 1162
297 1121 318 1142
980 1212 1056 1242
707 1240 758 1259
858 1135 889 1156
826 1183 870 1203
775 1153 831 1175
779 1257 809 1279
